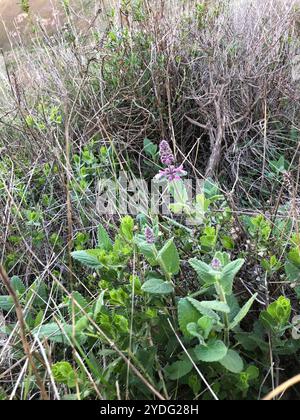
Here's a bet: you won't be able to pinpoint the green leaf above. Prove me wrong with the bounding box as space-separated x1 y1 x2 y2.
157 239 180 276
221 236 235 250
120 216 134 241
71 250 102 268
229 294 257 330
189 258 217 286
52 362 77 388
288 248 300 268
187 322 205 341
97 224 113 251
165 359 193 380
220 259 245 294
194 340 228 362
187 298 220 321
141 278 174 295
219 349 244 373
135 235 157 265
33 323 86 345
10 276 26 295
0 296 14 312
94 290 106 318
68 292 89 322
143 138 158 159
197 316 214 340
285 261 300 282
199 300 230 314
75 316 89 333
269 296 291 325
170 180 189 207
34 310 44 328
178 298 203 337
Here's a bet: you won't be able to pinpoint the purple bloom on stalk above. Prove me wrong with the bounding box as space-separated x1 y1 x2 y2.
145 227 155 244
211 258 222 271
159 140 175 166
155 165 187 183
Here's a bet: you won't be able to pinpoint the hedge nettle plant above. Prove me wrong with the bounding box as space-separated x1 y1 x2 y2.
67 141 261 379
1 140 298 400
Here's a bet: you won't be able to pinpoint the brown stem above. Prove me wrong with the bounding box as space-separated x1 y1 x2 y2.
0 265 49 400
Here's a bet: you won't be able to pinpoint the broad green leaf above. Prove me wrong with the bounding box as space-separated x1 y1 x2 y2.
229 293 257 330
71 250 102 268
120 216 134 241
187 322 204 341
199 300 230 314
288 248 300 268
260 296 291 333
219 349 244 373
143 138 158 159
33 323 86 345
135 236 157 265
11 276 26 295
0 296 14 312
25 279 48 308
157 239 180 276
193 340 228 362
178 298 203 337
221 236 235 250
171 180 189 207
97 224 113 251
187 298 220 321
189 258 217 285
197 316 214 340
220 259 245 294
52 362 77 388
165 359 193 380
141 278 174 295
285 261 300 282
75 316 89 333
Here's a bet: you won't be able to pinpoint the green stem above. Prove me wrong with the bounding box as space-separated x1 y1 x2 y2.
217 282 230 347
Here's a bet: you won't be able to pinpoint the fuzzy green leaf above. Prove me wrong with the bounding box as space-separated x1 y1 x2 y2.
219 349 244 373
193 340 228 362
165 359 193 380
142 278 174 295
71 250 102 269
97 224 113 251
157 239 180 275
178 298 203 336
229 294 257 330
220 259 245 294
0 296 14 312
189 259 217 285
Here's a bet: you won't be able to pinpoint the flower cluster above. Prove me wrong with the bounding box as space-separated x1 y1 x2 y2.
211 258 222 271
155 140 186 183
159 140 175 166
145 227 155 244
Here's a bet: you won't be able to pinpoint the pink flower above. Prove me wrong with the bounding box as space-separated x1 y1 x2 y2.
159 140 175 166
155 165 187 182
145 227 155 244
211 258 221 270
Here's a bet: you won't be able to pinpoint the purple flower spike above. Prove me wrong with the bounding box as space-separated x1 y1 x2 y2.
155 165 187 183
145 227 155 244
211 258 222 271
159 140 175 166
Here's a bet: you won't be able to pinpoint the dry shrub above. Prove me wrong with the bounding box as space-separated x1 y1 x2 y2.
1 0 299 202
